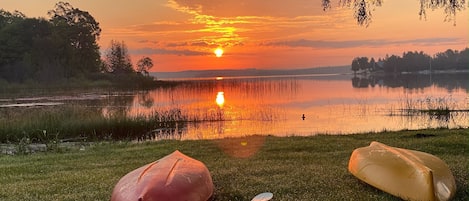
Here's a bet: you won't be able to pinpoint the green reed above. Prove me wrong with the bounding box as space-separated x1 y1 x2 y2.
0 105 190 143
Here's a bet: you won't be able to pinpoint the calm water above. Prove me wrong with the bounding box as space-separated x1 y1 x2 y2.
130 73 468 139
2 73 468 140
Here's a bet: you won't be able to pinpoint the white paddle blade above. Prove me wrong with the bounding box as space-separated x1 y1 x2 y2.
251 192 273 201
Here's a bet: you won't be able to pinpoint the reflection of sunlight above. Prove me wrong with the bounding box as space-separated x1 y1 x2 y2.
216 91 225 107
216 136 267 158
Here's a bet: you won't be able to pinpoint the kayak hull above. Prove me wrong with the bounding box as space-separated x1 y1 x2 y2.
111 150 214 201
348 141 456 201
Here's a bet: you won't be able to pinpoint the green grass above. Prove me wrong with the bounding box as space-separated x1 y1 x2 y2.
0 128 468 201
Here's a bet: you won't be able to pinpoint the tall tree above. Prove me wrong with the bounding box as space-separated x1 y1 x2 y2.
0 10 27 67
104 40 133 74
357 57 369 72
369 57 376 71
136 57 154 76
0 9 25 29
0 11 54 82
457 48 469 69
383 55 401 74
351 57 360 74
48 2 102 77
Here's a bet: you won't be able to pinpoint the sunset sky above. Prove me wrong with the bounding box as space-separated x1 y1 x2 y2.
3 0 468 72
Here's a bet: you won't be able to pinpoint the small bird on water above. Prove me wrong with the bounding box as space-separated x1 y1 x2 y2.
302 114 305 120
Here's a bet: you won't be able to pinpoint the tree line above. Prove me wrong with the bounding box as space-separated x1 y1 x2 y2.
351 48 469 74
0 2 153 85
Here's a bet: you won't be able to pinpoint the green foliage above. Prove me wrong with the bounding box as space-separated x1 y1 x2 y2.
0 3 101 84
0 3 151 87
48 2 102 76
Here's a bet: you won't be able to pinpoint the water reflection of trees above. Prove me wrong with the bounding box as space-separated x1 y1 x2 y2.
351 73 469 92
101 92 134 117
137 91 154 108
351 73 469 128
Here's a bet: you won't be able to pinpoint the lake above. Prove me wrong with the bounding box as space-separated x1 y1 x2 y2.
1 73 468 141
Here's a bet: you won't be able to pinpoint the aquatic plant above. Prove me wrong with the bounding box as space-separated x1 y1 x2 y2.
0 105 193 143
395 96 469 124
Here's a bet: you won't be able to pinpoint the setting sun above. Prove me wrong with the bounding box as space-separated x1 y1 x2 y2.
214 48 224 57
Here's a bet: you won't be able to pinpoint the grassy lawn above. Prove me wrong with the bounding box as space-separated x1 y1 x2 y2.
0 128 467 201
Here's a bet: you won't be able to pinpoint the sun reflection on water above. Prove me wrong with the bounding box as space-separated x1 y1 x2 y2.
120 76 468 140
216 91 225 107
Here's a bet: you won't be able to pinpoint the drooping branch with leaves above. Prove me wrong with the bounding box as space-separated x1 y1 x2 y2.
322 0 467 26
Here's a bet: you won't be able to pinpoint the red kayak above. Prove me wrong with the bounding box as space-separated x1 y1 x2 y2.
111 150 214 201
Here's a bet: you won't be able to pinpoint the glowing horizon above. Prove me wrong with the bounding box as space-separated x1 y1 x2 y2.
3 0 468 72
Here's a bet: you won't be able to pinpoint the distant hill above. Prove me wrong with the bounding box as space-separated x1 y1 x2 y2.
151 65 351 80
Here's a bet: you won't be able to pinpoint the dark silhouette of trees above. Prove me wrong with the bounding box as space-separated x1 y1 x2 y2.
353 48 469 74
351 57 371 73
432 48 469 70
322 0 467 26
457 48 469 69
0 11 57 82
351 58 360 74
136 57 154 76
0 3 157 87
400 51 432 72
369 57 376 71
48 1 102 77
0 2 102 83
383 55 401 74
103 40 134 74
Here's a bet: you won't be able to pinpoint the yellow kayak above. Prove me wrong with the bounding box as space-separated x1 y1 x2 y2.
348 141 456 201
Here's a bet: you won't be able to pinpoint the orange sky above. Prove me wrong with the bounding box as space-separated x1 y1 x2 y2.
3 0 468 72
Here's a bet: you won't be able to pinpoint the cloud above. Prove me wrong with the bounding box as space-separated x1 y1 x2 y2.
261 37 463 49
167 0 324 18
131 22 204 33
162 40 242 48
190 41 212 47
166 42 188 47
137 40 159 44
130 48 209 56
165 0 263 48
